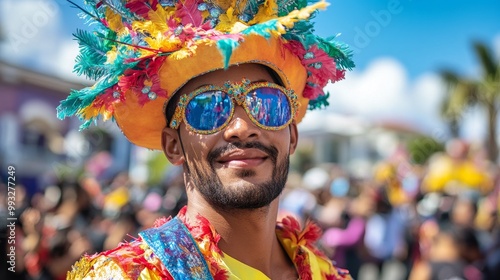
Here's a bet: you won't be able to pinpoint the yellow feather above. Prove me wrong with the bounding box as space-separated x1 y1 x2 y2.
230 22 248 33
148 4 174 32
249 0 278 24
216 11 238 33
79 106 99 120
214 0 236 10
144 34 182 53
132 20 159 35
106 46 118 64
102 110 113 121
105 8 124 32
170 48 195 60
278 0 328 29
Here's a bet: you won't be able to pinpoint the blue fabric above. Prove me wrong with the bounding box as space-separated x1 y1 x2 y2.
139 217 213 280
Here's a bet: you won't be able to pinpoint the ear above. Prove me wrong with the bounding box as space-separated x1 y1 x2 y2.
288 121 299 155
162 127 185 165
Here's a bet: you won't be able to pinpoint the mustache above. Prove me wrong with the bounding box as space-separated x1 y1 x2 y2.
207 141 278 166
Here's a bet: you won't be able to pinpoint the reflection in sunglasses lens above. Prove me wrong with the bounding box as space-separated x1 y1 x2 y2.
186 90 232 131
246 87 290 127
185 86 291 132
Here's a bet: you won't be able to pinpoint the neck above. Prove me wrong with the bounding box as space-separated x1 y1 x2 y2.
185 189 294 278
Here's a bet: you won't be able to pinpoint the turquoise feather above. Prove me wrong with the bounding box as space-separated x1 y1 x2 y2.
278 0 309 16
217 39 240 68
308 91 330 110
316 36 355 70
57 75 118 119
283 20 314 47
73 29 111 80
241 20 279 38
100 0 139 22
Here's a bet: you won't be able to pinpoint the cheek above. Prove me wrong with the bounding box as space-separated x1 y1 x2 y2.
181 130 217 160
274 130 293 153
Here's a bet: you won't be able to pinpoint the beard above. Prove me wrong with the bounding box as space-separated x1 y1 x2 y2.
186 141 289 211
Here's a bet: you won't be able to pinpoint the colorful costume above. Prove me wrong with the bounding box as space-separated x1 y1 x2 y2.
68 207 351 279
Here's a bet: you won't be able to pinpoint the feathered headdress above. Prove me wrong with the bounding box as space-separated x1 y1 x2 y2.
58 0 354 149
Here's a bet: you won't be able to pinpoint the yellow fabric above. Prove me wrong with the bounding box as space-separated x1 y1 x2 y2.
222 253 270 280
68 256 128 280
138 267 162 280
221 244 336 280
278 233 337 280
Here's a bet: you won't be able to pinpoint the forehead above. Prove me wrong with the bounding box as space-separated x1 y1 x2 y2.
178 64 275 95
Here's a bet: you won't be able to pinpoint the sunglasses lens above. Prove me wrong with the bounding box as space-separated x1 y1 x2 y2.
185 90 232 131
246 87 291 127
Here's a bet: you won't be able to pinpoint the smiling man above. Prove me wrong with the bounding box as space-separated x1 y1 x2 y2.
60 0 354 279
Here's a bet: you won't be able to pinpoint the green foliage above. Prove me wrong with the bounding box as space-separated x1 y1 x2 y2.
147 152 172 186
407 136 444 165
440 41 500 161
290 144 315 173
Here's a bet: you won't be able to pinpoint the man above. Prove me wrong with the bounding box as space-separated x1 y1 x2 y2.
60 0 354 278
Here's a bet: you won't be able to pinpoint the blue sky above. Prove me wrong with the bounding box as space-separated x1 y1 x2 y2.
315 0 500 79
1 0 499 139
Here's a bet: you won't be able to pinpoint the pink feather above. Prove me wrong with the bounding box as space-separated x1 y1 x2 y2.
175 0 203 27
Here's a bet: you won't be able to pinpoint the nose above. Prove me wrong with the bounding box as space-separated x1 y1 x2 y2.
223 106 261 142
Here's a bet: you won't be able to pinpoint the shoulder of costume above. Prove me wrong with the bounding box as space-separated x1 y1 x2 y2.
67 218 178 280
276 215 353 279
67 238 173 280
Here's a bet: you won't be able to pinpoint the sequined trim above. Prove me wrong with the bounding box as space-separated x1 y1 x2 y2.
169 78 297 134
139 216 213 279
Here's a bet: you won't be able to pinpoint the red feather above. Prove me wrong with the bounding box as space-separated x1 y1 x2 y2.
175 0 203 27
125 0 159 19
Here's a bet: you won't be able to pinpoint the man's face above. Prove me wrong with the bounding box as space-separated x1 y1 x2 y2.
164 64 298 211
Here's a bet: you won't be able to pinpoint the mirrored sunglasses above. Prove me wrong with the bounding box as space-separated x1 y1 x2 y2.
169 79 298 134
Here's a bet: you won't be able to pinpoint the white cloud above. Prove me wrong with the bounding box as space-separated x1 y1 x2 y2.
0 0 88 82
0 0 61 65
50 39 90 82
324 57 448 136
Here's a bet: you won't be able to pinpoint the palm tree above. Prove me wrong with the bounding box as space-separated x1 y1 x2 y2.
440 42 500 162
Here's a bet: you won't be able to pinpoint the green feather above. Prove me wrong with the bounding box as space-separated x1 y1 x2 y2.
57 75 119 120
282 20 314 47
217 39 240 69
278 0 309 16
308 91 330 110
73 29 112 80
316 36 355 70
240 0 265 20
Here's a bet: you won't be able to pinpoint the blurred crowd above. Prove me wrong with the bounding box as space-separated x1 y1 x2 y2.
1 138 499 280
